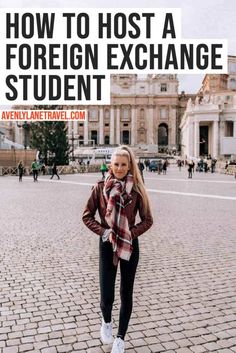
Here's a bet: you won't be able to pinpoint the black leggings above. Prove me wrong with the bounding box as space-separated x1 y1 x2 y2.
99 238 139 339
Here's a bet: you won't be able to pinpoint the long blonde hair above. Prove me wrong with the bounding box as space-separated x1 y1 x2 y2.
111 145 151 215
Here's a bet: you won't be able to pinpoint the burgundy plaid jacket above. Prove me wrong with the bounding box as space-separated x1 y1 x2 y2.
82 180 153 239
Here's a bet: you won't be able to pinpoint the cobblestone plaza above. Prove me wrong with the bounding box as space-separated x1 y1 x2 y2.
0 167 236 353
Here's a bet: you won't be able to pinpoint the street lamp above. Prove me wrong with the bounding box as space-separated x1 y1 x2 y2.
70 131 76 161
17 121 30 150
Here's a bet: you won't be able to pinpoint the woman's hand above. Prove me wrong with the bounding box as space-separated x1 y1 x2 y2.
109 233 114 243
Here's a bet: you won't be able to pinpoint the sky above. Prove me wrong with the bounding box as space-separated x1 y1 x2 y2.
0 0 236 94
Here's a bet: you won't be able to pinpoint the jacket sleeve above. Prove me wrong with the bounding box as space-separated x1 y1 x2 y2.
82 183 107 236
130 195 153 239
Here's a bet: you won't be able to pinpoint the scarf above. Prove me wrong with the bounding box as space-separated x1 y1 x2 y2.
103 171 133 266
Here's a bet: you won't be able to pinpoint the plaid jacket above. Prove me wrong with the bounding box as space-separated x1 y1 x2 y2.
82 180 153 239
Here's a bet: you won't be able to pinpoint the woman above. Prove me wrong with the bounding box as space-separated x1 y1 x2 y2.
17 160 24 182
82 146 153 353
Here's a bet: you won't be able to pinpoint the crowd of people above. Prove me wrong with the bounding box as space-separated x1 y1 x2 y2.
17 154 224 184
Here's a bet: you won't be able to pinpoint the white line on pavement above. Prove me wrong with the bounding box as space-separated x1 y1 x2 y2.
144 177 236 184
24 177 236 201
56 173 236 184
147 188 236 201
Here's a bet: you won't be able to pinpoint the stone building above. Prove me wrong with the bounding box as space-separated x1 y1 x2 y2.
180 56 236 160
6 74 192 153
67 74 180 151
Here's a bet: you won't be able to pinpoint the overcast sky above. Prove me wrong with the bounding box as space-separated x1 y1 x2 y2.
1 0 236 94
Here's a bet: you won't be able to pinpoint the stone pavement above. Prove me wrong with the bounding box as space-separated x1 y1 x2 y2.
0 166 236 353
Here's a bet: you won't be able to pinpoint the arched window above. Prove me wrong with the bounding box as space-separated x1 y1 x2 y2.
140 109 145 120
105 108 110 119
89 108 98 121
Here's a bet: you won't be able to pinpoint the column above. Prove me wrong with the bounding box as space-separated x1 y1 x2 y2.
99 107 104 145
110 107 115 145
131 106 136 146
212 120 219 158
188 120 194 157
170 105 177 148
116 106 121 145
84 114 89 145
194 120 200 157
68 121 72 137
147 106 154 144
74 121 79 138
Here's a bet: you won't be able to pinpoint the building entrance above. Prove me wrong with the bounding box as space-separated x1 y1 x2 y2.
91 130 98 145
122 130 130 144
200 126 208 156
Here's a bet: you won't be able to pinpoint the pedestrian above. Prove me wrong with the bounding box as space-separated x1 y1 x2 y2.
17 160 24 182
144 159 150 171
31 159 39 182
100 160 108 180
162 160 167 175
41 164 46 175
177 159 182 171
82 145 153 353
188 160 194 179
211 158 217 173
137 159 145 182
50 163 60 180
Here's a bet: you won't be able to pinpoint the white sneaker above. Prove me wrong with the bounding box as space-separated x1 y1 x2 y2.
100 319 113 344
111 337 125 353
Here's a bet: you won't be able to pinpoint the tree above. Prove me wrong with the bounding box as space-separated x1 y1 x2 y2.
30 120 70 166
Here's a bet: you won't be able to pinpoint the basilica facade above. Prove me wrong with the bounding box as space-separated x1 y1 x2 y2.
67 74 181 151
1 73 193 154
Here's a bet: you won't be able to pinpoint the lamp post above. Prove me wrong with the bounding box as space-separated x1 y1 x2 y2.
17 121 30 150
70 131 76 161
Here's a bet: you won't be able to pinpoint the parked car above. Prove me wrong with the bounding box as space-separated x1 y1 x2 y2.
149 159 163 172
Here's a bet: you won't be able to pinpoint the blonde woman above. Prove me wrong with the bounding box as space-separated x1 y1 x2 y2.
83 146 153 353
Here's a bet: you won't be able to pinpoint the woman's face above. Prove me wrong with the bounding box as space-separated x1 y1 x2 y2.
111 155 129 180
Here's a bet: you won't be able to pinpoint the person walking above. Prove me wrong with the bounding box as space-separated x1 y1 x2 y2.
188 160 194 179
31 159 39 182
50 163 60 180
162 160 167 175
17 160 24 182
82 146 153 353
100 161 108 180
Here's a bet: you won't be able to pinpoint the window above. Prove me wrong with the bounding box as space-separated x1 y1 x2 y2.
139 86 145 94
121 107 131 122
229 62 236 73
161 83 167 92
140 109 145 121
89 108 98 121
225 121 233 137
105 109 110 119
229 78 236 90
160 107 167 119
